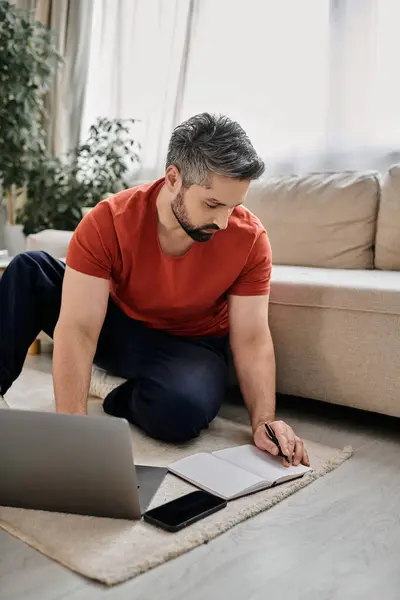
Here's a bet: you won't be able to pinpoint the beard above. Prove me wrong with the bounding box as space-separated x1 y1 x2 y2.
171 190 219 242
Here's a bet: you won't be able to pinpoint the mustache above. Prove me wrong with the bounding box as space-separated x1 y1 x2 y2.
199 224 220 231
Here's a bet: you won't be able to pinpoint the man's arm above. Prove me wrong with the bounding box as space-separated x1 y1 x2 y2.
229 294 276 426
53 266 109 414
228 294 310 467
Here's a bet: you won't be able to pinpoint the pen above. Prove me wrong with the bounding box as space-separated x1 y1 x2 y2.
264 423 290 463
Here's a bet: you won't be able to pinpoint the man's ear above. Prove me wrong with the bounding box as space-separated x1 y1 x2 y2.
165 165 182 193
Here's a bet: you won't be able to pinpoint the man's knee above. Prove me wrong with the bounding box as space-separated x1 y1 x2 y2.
147 358 227 443
7 251 48 274
104 351 228 443
103 382 217 443
143 390 220 443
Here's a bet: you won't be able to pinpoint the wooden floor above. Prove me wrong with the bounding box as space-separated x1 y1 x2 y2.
1 354 399 600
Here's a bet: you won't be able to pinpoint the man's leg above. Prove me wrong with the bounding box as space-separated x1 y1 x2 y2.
97 304 229 443
0 254 228 438
0 251 65 395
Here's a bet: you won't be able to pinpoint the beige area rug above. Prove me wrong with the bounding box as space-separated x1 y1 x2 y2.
0 367 353 586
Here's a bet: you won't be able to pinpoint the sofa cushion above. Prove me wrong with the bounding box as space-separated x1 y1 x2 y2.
269 268 400 418
375 164 400 270
26 229 74 259
245 171 380 269
270 265 400 315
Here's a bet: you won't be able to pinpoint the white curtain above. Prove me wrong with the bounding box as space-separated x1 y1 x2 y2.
36 0 94 157
82 0 194 180
181 0 330 173
13 0 94 157
82 0 400 179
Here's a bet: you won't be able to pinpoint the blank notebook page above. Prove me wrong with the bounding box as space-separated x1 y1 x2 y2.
169 452 265 498
213 445 311 480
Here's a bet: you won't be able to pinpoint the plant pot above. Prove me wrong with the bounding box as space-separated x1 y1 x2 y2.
4 223 26 257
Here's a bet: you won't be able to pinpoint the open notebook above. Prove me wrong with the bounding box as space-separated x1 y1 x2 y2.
168 444 312 500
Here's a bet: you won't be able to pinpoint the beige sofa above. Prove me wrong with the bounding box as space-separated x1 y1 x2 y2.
28 166 400 418
244 167 400 418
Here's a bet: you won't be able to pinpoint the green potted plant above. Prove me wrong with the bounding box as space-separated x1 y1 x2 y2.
0 0 61 252
17 117 141 236
73 117 141 216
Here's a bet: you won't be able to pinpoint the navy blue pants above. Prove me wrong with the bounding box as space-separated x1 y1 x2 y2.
0 251 229 442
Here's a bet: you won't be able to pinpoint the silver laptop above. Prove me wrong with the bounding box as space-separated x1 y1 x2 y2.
0 409 167 520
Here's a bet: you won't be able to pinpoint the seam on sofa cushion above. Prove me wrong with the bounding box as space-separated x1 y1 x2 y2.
269 300 400 317
371 171 381 268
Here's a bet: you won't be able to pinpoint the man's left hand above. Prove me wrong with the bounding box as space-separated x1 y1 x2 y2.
253 420 310 468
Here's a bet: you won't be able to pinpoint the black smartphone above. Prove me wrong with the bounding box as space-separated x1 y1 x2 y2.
143 490 227 532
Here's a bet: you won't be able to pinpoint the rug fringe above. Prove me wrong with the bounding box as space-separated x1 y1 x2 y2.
310 444 353 479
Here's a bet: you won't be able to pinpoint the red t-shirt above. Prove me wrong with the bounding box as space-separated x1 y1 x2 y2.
66 178 272 337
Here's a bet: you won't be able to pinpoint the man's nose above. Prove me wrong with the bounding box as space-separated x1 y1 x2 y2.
213 213 229 230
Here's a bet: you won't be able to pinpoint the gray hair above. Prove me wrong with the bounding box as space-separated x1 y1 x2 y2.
166 113 265 186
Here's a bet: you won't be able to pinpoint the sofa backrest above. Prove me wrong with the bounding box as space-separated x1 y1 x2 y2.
245 171 380 269
375 165 400 270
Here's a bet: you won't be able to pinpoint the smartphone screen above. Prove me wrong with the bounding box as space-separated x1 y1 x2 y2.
144 490 226 531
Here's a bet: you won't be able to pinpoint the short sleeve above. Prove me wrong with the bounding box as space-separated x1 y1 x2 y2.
229 230 272 296
66 201 117 279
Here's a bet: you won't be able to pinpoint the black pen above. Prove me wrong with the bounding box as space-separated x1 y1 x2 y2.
264 423 290 463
